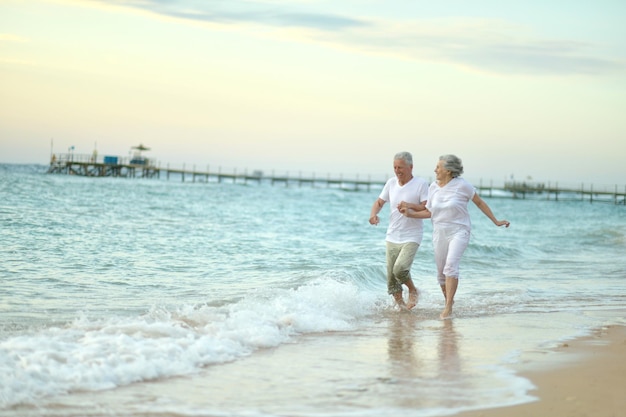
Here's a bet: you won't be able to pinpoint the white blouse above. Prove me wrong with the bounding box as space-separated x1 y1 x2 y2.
426 177 476 230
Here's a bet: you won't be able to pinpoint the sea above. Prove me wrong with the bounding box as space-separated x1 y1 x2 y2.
1 163 625 417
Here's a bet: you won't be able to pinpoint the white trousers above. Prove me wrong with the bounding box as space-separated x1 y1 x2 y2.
432 225 470 284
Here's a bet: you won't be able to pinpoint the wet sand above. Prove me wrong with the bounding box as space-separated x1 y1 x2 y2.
4 316 624 417
455 324 626 417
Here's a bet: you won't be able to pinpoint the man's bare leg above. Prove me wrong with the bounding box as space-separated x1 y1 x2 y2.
405 278 419 309
392 291 407 309
440 284 447 300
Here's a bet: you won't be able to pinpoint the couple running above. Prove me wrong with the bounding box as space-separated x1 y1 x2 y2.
369 152 510 319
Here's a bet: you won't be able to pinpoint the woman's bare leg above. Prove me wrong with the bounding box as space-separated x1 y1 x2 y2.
441 277 458 319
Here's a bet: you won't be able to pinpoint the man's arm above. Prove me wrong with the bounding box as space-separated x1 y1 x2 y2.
369 198 386 225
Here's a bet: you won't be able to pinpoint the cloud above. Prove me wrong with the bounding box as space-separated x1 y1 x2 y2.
337 20 626 75
100 0 368 30
90 0 625 76
448 40 625 75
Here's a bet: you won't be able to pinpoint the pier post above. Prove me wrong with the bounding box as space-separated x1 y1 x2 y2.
547 181 551 201
580 183 584 202
552 182 557 200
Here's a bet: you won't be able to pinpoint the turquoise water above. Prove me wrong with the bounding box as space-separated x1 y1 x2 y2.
1 164 625 416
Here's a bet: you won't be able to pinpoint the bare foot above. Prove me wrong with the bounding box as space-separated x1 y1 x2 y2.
440 301 454 319
407 290 419 309
396 300 409 311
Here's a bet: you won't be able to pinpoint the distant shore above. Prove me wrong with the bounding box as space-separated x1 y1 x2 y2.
455 324 626 417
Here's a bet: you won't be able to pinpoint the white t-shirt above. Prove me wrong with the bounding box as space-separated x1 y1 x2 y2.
426 177 476 230
379 176 429 244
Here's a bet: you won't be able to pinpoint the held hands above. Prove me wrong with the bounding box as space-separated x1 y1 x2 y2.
398 201 430 219
397 201 411 215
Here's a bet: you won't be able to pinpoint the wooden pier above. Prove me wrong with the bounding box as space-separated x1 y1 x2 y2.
47 153 626 204
475 180 626 205
47 153 385 191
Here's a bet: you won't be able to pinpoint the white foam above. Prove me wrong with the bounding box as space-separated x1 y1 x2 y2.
0 276 381 408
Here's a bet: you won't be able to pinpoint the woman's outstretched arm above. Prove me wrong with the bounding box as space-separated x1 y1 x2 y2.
472 194 510 227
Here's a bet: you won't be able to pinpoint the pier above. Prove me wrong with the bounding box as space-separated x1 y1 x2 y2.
473 179 626 205
47 152 626 204
47 152 385 191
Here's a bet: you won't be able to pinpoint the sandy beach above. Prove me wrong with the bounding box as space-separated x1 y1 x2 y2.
455 324 626 417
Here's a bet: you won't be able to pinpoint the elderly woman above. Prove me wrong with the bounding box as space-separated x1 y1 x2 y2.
400 154 510 319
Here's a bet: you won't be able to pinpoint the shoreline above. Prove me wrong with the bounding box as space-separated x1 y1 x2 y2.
3 317 625 416
455 324 626 417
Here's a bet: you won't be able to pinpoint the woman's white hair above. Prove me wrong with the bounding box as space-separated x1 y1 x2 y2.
439 154 464 177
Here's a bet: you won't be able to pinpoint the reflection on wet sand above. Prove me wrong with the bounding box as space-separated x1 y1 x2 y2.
438 319 461 378
387 312 422 379
387 312 461 381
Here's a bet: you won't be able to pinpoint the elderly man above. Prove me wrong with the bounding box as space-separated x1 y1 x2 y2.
369 152 429 309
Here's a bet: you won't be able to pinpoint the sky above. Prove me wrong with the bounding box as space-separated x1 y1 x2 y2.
1 0 625 187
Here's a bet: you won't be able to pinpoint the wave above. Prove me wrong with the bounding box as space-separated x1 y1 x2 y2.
0 275 383 409
581 227 626 247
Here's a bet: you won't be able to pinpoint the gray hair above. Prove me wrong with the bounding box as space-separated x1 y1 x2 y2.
439 154 464 177
394 151 413 165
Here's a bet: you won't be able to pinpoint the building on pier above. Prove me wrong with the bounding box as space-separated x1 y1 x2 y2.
48 144 159 178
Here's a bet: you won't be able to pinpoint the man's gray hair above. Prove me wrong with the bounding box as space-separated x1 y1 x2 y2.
439 154 464 177
394 151 413 165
